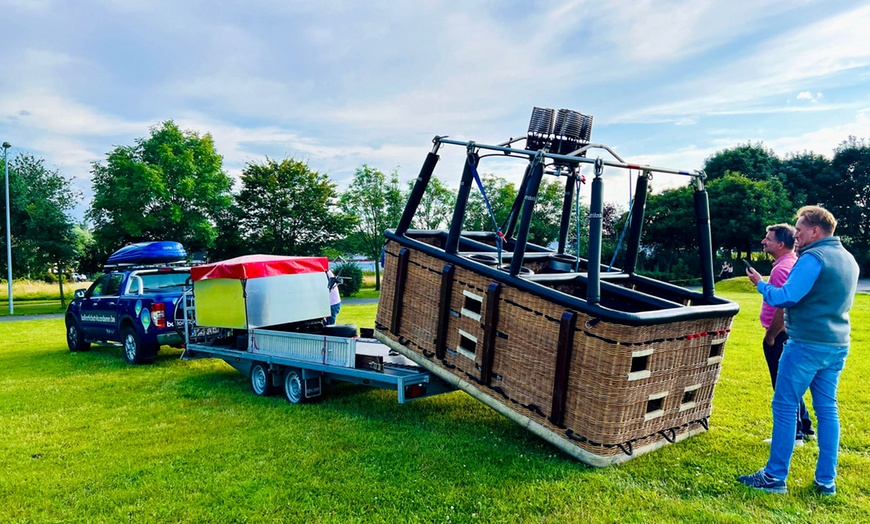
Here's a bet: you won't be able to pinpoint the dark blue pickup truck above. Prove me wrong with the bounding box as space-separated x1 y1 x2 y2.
65 242 190 364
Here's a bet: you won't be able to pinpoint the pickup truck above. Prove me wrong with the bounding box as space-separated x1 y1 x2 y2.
65 242 190 364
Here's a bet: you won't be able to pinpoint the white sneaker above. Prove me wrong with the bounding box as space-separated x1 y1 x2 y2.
764 437 804 446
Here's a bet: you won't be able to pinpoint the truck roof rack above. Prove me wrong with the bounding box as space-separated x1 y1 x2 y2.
103 261 190 271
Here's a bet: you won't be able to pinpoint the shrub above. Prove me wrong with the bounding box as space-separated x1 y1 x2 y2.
334 263 363 297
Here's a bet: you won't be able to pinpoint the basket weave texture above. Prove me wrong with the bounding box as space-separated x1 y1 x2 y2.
376 241 734 461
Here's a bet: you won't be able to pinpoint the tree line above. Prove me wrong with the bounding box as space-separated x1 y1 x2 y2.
1 122 868 295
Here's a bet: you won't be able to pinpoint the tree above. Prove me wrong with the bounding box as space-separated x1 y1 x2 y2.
640 184 698 272
707 172 793 258
340 165 403 291
828 137 870 270
464 174 517 233
234 158 351 256
780 151 835 208
406 175 455 230
87 121 233 257
0 153 79 302
529 178 569 247
703 142 782 182
210 204 249 261
462 174 570 248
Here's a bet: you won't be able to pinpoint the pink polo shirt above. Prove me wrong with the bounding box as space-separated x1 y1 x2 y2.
759 251 798 328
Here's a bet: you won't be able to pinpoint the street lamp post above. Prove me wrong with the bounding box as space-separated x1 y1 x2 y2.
3 141 11 315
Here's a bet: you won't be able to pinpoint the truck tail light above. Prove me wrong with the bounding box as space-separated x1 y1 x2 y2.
151 302 166 329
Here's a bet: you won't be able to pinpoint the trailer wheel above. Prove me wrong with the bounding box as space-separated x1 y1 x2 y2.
122 325 153 365
66 317 91 352
322 324 358 338
284 369 306 404
250 363 275 396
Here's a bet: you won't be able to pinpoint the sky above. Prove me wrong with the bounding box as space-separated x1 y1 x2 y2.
2 0 870 222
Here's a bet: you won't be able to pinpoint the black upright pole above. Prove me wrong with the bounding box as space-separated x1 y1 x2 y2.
395 152 439 236
445 152 479 255
557 173 576 254
693 177 715 298
503 164 532 241
587 160 604 305
509 158 544 276
623 172 650 274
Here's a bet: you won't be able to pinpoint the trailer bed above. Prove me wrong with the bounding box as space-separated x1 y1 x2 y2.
182 330 455 403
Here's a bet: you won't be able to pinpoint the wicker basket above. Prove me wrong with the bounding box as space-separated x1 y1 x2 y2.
375 239 734 466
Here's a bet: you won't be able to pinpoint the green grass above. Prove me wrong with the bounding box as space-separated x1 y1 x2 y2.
2 296 869 523
0 300 67 317
350 287 380 300
337 303 378 328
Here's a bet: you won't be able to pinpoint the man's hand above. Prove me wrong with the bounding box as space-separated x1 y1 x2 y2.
746 266 762 285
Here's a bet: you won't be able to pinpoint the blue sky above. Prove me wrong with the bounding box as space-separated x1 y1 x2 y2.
2 0 869 221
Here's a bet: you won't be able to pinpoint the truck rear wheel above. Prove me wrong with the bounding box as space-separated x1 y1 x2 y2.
66 317 91 352
122 325 154 365
250 363 275 396
284 369 306 404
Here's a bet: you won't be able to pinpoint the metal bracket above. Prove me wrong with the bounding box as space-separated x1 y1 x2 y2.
594 157 604 178
466 140 477 156
431 135 446 154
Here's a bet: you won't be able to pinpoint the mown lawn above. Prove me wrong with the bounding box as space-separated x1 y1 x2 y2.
1 290 868 523
0 300 67 317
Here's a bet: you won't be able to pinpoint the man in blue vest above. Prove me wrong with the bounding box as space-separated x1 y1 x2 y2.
738 206 859 496
757 223 813 445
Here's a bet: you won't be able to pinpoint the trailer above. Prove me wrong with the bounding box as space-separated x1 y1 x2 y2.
177 254 455 404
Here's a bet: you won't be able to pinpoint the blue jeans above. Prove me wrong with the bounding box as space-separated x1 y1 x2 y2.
325 303 341 325
763 331 813 438
766 339 849 484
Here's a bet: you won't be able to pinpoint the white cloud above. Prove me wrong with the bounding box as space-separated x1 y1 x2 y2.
796 91 823 102
612 3 870 123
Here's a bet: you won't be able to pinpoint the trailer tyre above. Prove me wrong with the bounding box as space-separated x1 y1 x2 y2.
122 325 153 365
284 369 306 404
250 363 275 396
66 317 90 352
322 324 358 338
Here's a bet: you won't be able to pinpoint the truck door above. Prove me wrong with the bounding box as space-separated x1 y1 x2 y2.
80 272 125 339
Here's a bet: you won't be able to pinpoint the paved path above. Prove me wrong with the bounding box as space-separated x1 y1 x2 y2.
2 281 867 322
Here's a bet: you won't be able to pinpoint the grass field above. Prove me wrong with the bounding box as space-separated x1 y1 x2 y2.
0 279 91 317
1 288 868 523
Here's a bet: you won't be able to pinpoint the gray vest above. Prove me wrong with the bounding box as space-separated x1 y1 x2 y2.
785 236 859 346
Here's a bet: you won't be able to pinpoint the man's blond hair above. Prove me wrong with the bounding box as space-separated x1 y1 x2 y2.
796 205 837 235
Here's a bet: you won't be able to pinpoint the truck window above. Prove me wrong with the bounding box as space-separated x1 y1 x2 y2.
90 273 124 297
136 272 190 293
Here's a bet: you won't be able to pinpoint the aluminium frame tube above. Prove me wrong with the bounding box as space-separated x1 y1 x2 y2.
395 152 439 236
557 173 577 254
693 182 716 298
623 172 650 274
502 163 532 241
587 169 604 305
445 152 479 254
509 160 545 276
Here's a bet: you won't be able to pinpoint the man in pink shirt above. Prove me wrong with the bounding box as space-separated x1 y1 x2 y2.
759 223 814 444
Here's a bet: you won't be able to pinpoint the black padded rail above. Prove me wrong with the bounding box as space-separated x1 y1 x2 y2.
550 310 577 427
390 248 410 334
384 230 739 326
435 264 455 359
479 282 503 385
